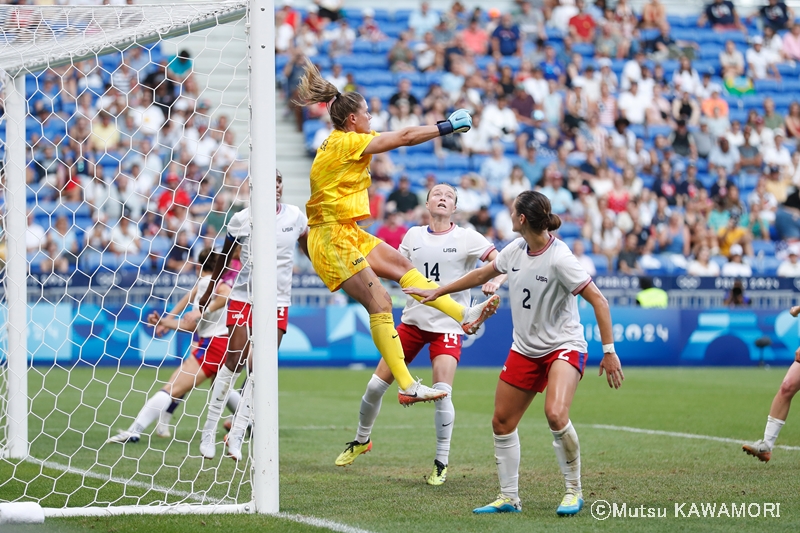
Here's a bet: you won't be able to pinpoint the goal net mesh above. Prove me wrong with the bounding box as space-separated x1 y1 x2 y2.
0 1 258 510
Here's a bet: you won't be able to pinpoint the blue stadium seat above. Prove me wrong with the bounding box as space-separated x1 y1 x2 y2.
588 254 609 274
742 94 765 110
498 56 522 70
752 240 777 256
393 9 412 24
393 71 426 86
558 222 581 238
754 256 781 275
572 43 594 58
754 79 783 92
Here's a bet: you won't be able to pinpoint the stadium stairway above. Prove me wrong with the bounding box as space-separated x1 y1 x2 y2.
276 93 312 208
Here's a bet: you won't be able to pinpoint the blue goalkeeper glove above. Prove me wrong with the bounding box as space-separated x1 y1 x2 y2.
437 109 472 136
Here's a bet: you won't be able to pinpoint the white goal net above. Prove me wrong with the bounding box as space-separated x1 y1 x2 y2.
0 0 278 517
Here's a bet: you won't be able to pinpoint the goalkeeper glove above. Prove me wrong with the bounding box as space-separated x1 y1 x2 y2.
437 109 472 136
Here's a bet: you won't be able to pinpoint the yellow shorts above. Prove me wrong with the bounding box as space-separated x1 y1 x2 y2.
308 222 383 291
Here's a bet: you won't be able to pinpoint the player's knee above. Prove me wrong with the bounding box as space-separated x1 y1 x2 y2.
779 379 800 398
491 414 516 435
544 405 569 430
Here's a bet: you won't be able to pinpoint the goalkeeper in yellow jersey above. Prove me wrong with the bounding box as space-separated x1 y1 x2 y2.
294 58 500 406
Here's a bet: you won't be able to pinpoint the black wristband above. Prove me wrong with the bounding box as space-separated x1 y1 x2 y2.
436 119 454 136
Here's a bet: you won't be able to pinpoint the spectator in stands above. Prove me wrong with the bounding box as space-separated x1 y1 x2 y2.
539 44 565 83
645 84 672 127
672 57 702 96
48 215 79 266
481 95 519 143
677 162 706 206
640 0 667 29
688 245 721 276
409 1 440 38
698 0 745 31
386 176 420 216
595 22 623 59
415 31 442 72
388 78 420 116
617 233 643 275
748 177 778 240
459 16 489 56
701 85 729 119
538 168 573 215
718 209 753 256
777 245 800 277
719 40 745 80
480 142 514 195
593 213 623 269
316 0 343 22
737 127 762 175
549 0 579 34
783 102 800 138
620 50 645 91
658 212 691 256
90 110 120 153
456 173 491 215
84 165 120 221
669 119 697 159
747 36 781 80
39 239 70 275
501 165 531 204
782 23 800 61
617 80 649 125
563 240 595 277
375 210 407 250
515 0 547 42
26 211 46 254
388 32 416 73
165 230 192 273
358 7 386 42
109 216 142 256
324 63 347 93
763 97 784 130
672 91 701 125
389 101 421 131
567 0 596 44
469 206 495 238
706 107 732 139
324 18 356 57
749 0 794 32
491 13 523 58
763 130 793 176
597 57 619 93
652 161 680 206
721 244 753 277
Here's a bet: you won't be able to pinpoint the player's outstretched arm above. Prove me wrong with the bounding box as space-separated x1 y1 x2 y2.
148 310 202 334
480 249 507 295
579 281 624 389
404 261 497 303
363 110 472 154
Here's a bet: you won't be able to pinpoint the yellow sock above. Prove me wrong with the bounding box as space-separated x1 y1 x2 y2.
369 313 414 390
399 269 465 323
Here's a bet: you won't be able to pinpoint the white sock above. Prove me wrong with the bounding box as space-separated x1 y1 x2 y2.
433 382 454 465
227 389 242 413
229 376 253 445
494 429 520 501
130 390 171 435
764 416 785 449
552 420 581 492
203 366 240 434
355 374 390 443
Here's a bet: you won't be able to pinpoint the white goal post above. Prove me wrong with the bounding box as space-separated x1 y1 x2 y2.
0 0 278 517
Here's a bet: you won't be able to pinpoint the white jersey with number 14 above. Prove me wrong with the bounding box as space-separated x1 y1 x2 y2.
399 223 495 335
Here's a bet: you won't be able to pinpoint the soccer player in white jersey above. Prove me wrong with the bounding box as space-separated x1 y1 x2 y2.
106 248 241 444
198 170 308 460
405 190 624 516
742 305 800 462
334 183 507 485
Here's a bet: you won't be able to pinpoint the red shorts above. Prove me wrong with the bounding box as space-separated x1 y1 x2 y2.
277 306 289 333
499 348 586 393
226 301 289 332
192 335 229 377
396 322 462 363
227 300 252 328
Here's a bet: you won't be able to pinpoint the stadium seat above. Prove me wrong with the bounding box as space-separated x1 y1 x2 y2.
588 253 609 274
754 256 780 275
558 222 581 238
752 240 777 256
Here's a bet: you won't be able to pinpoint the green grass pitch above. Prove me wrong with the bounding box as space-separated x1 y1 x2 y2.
2 366 800 532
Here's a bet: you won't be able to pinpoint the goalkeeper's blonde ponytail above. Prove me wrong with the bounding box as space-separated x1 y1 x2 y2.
294 57 365 131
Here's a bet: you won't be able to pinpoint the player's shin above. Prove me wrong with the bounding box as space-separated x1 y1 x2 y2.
552 420 581 491
227 376 252 460
369 313 414 390
131 390 172 435
204 365 240 434
433 383 454 465
494 429 520 500
356 374 390 443
399 269 465 322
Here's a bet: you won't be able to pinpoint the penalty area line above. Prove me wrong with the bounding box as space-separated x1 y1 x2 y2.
587 424 800 451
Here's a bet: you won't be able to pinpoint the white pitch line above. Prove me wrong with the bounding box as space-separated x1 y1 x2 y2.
25 456 222 504
24 457 377 533
587 424 800 451
276 513 377 533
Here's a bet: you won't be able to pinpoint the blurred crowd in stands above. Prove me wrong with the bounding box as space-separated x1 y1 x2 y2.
284 0 800 277
1 1 249 275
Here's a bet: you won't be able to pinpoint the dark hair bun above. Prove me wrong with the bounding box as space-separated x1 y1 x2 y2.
547 213 562 231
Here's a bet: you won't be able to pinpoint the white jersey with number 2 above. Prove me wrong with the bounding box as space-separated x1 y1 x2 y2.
399 223 495 335
493 235 591 358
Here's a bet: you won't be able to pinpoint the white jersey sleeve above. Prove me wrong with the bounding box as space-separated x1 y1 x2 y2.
276 204 308 308
193 276 229 339
555 250 593 296
398 231 412 261
493 237 522 274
